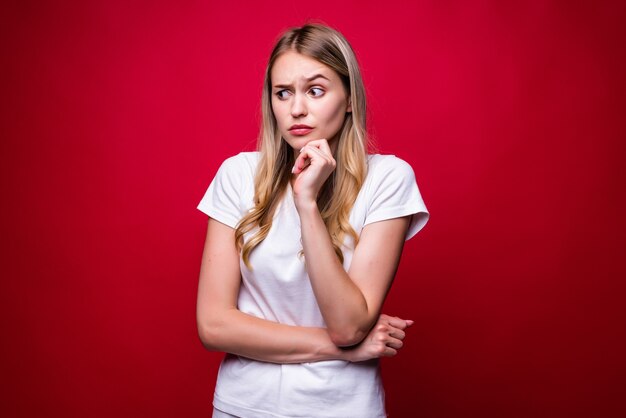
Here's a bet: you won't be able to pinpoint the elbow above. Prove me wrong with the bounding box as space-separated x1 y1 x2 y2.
197 319 224 352
328 327 367 347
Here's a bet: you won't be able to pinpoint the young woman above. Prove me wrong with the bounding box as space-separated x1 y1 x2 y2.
196 23 429 418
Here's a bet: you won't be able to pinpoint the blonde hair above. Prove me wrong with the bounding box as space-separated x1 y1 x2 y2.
235 23 369 269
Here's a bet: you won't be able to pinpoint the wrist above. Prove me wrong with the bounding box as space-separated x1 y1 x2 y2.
319 340 351 361
294 197 318 214
337 346 355 362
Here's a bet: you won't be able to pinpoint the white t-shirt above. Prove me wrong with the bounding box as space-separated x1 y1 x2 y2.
198 152 429 418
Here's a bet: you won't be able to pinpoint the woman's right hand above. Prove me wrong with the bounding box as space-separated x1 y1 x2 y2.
342 314 413 362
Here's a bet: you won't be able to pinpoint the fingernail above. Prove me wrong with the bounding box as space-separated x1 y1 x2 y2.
406 320 414 326
291 165 296 173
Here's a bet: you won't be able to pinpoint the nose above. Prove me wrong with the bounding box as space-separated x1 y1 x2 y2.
290 92 307 118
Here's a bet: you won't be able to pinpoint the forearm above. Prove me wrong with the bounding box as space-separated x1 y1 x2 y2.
297 201 373 346
198 307 348 364
197 211 359 363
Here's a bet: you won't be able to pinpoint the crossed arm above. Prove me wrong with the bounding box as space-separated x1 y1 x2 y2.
197 140 413 363
297 202 410 346
196 215 411 364
291 139 412 347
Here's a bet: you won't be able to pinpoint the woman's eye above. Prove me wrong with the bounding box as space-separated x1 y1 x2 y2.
309 87 324 97
275 90 290 100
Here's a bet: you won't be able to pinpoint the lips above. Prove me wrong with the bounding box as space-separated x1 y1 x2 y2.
289 124 313 131
289 124 313 136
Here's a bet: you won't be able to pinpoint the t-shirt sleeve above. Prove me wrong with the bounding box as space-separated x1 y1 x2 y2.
364 156 429 241
197 155 243 229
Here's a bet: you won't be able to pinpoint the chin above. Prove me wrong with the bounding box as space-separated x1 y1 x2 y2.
283 136 309 150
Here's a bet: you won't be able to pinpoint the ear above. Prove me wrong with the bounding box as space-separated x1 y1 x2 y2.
346 98 352 113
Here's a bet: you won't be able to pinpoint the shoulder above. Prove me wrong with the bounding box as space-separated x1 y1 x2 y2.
360 154 429 239
208 151 260 196
366 154 416 182
214 151 260 183
220 151 261 172
197 152 259 220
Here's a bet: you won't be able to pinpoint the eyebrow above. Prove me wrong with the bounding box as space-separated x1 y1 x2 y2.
272 73 330 89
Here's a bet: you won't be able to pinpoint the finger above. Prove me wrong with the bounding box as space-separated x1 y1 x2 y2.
387 316 410 330
388 328 406 341
300 139 333 161
301 144 332 163
374 323 390 335
292 150 312 173
385 336 404 350
382 346 398 357
306 138 333 157
302 138 328 149
302 145 328 160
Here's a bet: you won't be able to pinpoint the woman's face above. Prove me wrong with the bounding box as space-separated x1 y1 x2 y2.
270 50 351 155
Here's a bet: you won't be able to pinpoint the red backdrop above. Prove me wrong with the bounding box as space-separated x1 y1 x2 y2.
2 1 625 417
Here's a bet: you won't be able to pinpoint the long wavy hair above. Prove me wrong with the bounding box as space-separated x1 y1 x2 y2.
235 23 369 269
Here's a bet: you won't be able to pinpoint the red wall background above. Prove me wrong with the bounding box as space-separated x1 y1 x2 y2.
2 1 625 417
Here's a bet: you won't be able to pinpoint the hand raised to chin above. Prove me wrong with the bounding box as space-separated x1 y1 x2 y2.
291 139 336 209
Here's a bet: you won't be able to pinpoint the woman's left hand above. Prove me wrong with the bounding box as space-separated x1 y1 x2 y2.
341 314 413 362
291 139 336 208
